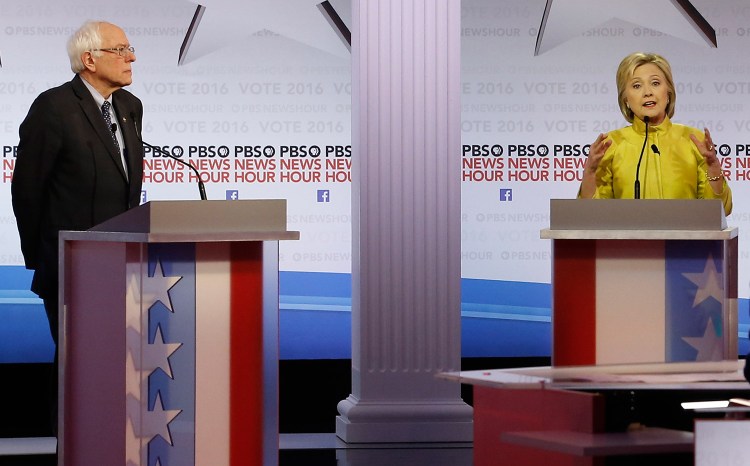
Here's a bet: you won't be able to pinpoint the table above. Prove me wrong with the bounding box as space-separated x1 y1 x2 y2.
439 361 750 466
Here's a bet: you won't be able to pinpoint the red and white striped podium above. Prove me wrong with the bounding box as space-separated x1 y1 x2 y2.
542 199 738 366
58 200 298 466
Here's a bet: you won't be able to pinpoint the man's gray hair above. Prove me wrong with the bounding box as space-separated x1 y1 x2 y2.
67 21 103 74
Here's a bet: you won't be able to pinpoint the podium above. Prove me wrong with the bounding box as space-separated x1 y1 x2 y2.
541 199 738 366
57 200 299 466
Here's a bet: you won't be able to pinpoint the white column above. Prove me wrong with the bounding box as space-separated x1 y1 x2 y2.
336 0 472 443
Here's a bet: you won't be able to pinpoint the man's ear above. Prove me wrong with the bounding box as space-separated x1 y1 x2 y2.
82 51 96 72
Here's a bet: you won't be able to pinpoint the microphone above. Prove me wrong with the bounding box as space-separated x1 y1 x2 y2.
110 123 129 175
634 116 650 199
129 112 207 200
651 144 660 156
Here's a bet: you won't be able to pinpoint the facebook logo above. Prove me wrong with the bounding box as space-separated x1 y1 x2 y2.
499 189 513 201
226 190 239 200
317 190 330 203
140 190 147 204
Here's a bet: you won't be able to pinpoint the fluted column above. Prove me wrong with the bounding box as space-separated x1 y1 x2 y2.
336 0 472 443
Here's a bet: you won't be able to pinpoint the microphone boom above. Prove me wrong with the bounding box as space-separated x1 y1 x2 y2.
634 116 650 199
130 112 207 200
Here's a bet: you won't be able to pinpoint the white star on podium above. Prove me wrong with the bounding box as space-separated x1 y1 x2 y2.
142 259 182 312
125 411 143 466
123 255 185 464
682 254 724 307
145 393 182 446
125 271 141 323
535 0 716 55
177 0 350 64
682 317 723 361
143 326 182 379
125 340 143 399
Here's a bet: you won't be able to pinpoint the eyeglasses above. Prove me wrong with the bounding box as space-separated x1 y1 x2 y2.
92 46 135 57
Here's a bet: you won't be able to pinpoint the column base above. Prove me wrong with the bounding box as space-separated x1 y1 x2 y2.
336 396 473 443
336 446 473 466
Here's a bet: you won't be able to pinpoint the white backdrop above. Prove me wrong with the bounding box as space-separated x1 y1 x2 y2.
1 0 749 300
460 0 750 291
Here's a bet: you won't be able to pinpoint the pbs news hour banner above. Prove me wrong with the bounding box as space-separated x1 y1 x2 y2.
1 0 750 297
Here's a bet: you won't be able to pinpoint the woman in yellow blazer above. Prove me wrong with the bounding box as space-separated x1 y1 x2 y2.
579 52 732 216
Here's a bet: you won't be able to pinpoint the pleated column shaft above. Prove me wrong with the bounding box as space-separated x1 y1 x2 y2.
336 0 472 444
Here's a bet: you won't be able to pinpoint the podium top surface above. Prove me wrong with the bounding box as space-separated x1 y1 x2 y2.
541 227 737 240
542 199 736 240
62 199 300 243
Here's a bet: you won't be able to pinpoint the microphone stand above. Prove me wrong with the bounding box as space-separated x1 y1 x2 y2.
634 116 650 199
129 114 207 200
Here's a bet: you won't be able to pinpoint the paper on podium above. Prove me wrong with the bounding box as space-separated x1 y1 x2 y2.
439 360 748 389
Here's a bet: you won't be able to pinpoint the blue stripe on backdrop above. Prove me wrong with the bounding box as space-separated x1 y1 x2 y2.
0 266 53 363
0 265 36 289
0 267 747 362
461 278 552 357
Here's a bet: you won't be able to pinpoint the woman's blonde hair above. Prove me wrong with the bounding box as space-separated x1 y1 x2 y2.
616 52 676 123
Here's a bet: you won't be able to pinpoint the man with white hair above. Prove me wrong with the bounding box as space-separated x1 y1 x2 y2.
11 20 144 432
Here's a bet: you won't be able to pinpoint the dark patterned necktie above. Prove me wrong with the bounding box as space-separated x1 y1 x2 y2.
101 101 120 151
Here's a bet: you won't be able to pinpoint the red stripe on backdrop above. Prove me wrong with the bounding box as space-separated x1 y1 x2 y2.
552 239 596 366
230 242 264 465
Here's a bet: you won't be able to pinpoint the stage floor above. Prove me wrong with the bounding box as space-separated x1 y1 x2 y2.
0 434 474 466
